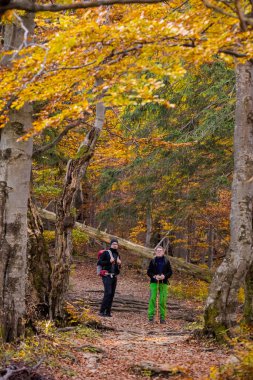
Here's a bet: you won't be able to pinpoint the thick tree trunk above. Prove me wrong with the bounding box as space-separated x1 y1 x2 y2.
49 101 105 320
0 14 34 341
40 208 211 282
204 61 253 339
27 197 51 319
0 111 33 341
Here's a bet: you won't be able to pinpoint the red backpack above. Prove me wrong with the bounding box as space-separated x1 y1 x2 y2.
96 249 114 276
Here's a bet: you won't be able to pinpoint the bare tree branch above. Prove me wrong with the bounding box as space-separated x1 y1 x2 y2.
32 119 87 157
219 0 237 13
1 0 166 13
218 48 246 57
11 11 29 59
171 0 189 12
47 60 97 72
202 0 253 26
202 0 238 18
234 0 247 30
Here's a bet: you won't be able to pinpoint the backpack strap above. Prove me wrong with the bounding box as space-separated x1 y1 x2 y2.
107 249 114 261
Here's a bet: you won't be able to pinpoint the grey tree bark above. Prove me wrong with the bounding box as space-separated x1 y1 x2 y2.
0 13 34 342
204 61 253 339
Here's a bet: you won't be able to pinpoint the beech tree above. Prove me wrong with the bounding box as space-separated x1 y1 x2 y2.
0 12 34 342
204 61 253 338
201 1 253 337
1 0 253 341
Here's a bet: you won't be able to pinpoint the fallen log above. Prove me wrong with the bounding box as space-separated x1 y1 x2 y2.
40 209 211 282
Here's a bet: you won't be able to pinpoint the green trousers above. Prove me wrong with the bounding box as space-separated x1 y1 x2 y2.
148 283 168 320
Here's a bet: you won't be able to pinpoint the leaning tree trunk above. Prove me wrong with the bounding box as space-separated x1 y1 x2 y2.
49 101 106 320
0 14 34 342
40 208 211 282
204 61 253 339
27 197 51 319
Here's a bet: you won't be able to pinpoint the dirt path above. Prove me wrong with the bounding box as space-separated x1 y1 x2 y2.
62 257 230 380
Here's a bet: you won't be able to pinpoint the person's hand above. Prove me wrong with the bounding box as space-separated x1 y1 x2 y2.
110 258 115 263
117 258 121 265
160 274 165 280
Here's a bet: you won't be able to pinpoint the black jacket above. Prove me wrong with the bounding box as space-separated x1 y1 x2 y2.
98 248 120 275
147 256 172 284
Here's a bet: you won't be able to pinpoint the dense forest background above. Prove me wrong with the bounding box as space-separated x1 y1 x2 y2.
34 62 234 267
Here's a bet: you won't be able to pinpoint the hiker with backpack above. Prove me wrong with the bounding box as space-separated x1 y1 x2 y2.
97 238 121 317
147 246 173 324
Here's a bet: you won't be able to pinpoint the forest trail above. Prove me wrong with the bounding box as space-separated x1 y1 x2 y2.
61 256 230 380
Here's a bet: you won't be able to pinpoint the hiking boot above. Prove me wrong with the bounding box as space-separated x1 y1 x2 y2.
105 313 112 317
160 319 166 324
98 311 106 317
148 318 154 323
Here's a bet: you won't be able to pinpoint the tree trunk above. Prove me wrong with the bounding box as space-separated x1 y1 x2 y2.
49 101 105 320
40 208 211 282
244 260 253 325
204 61 253 339
0 14 34 342
173 228 188 260
27 197 51 319
186 216 194 263
0 104 33 343
145 203 152 247
207 225 214 269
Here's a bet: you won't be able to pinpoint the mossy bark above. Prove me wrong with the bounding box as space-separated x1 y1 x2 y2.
27 197 52 319
244 261 253 325
204 293 230 342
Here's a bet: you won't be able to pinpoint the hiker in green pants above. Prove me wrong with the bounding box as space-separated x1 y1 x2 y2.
147 246 173 324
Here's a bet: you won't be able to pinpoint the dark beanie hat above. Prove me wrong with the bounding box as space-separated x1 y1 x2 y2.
110 238 118 245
